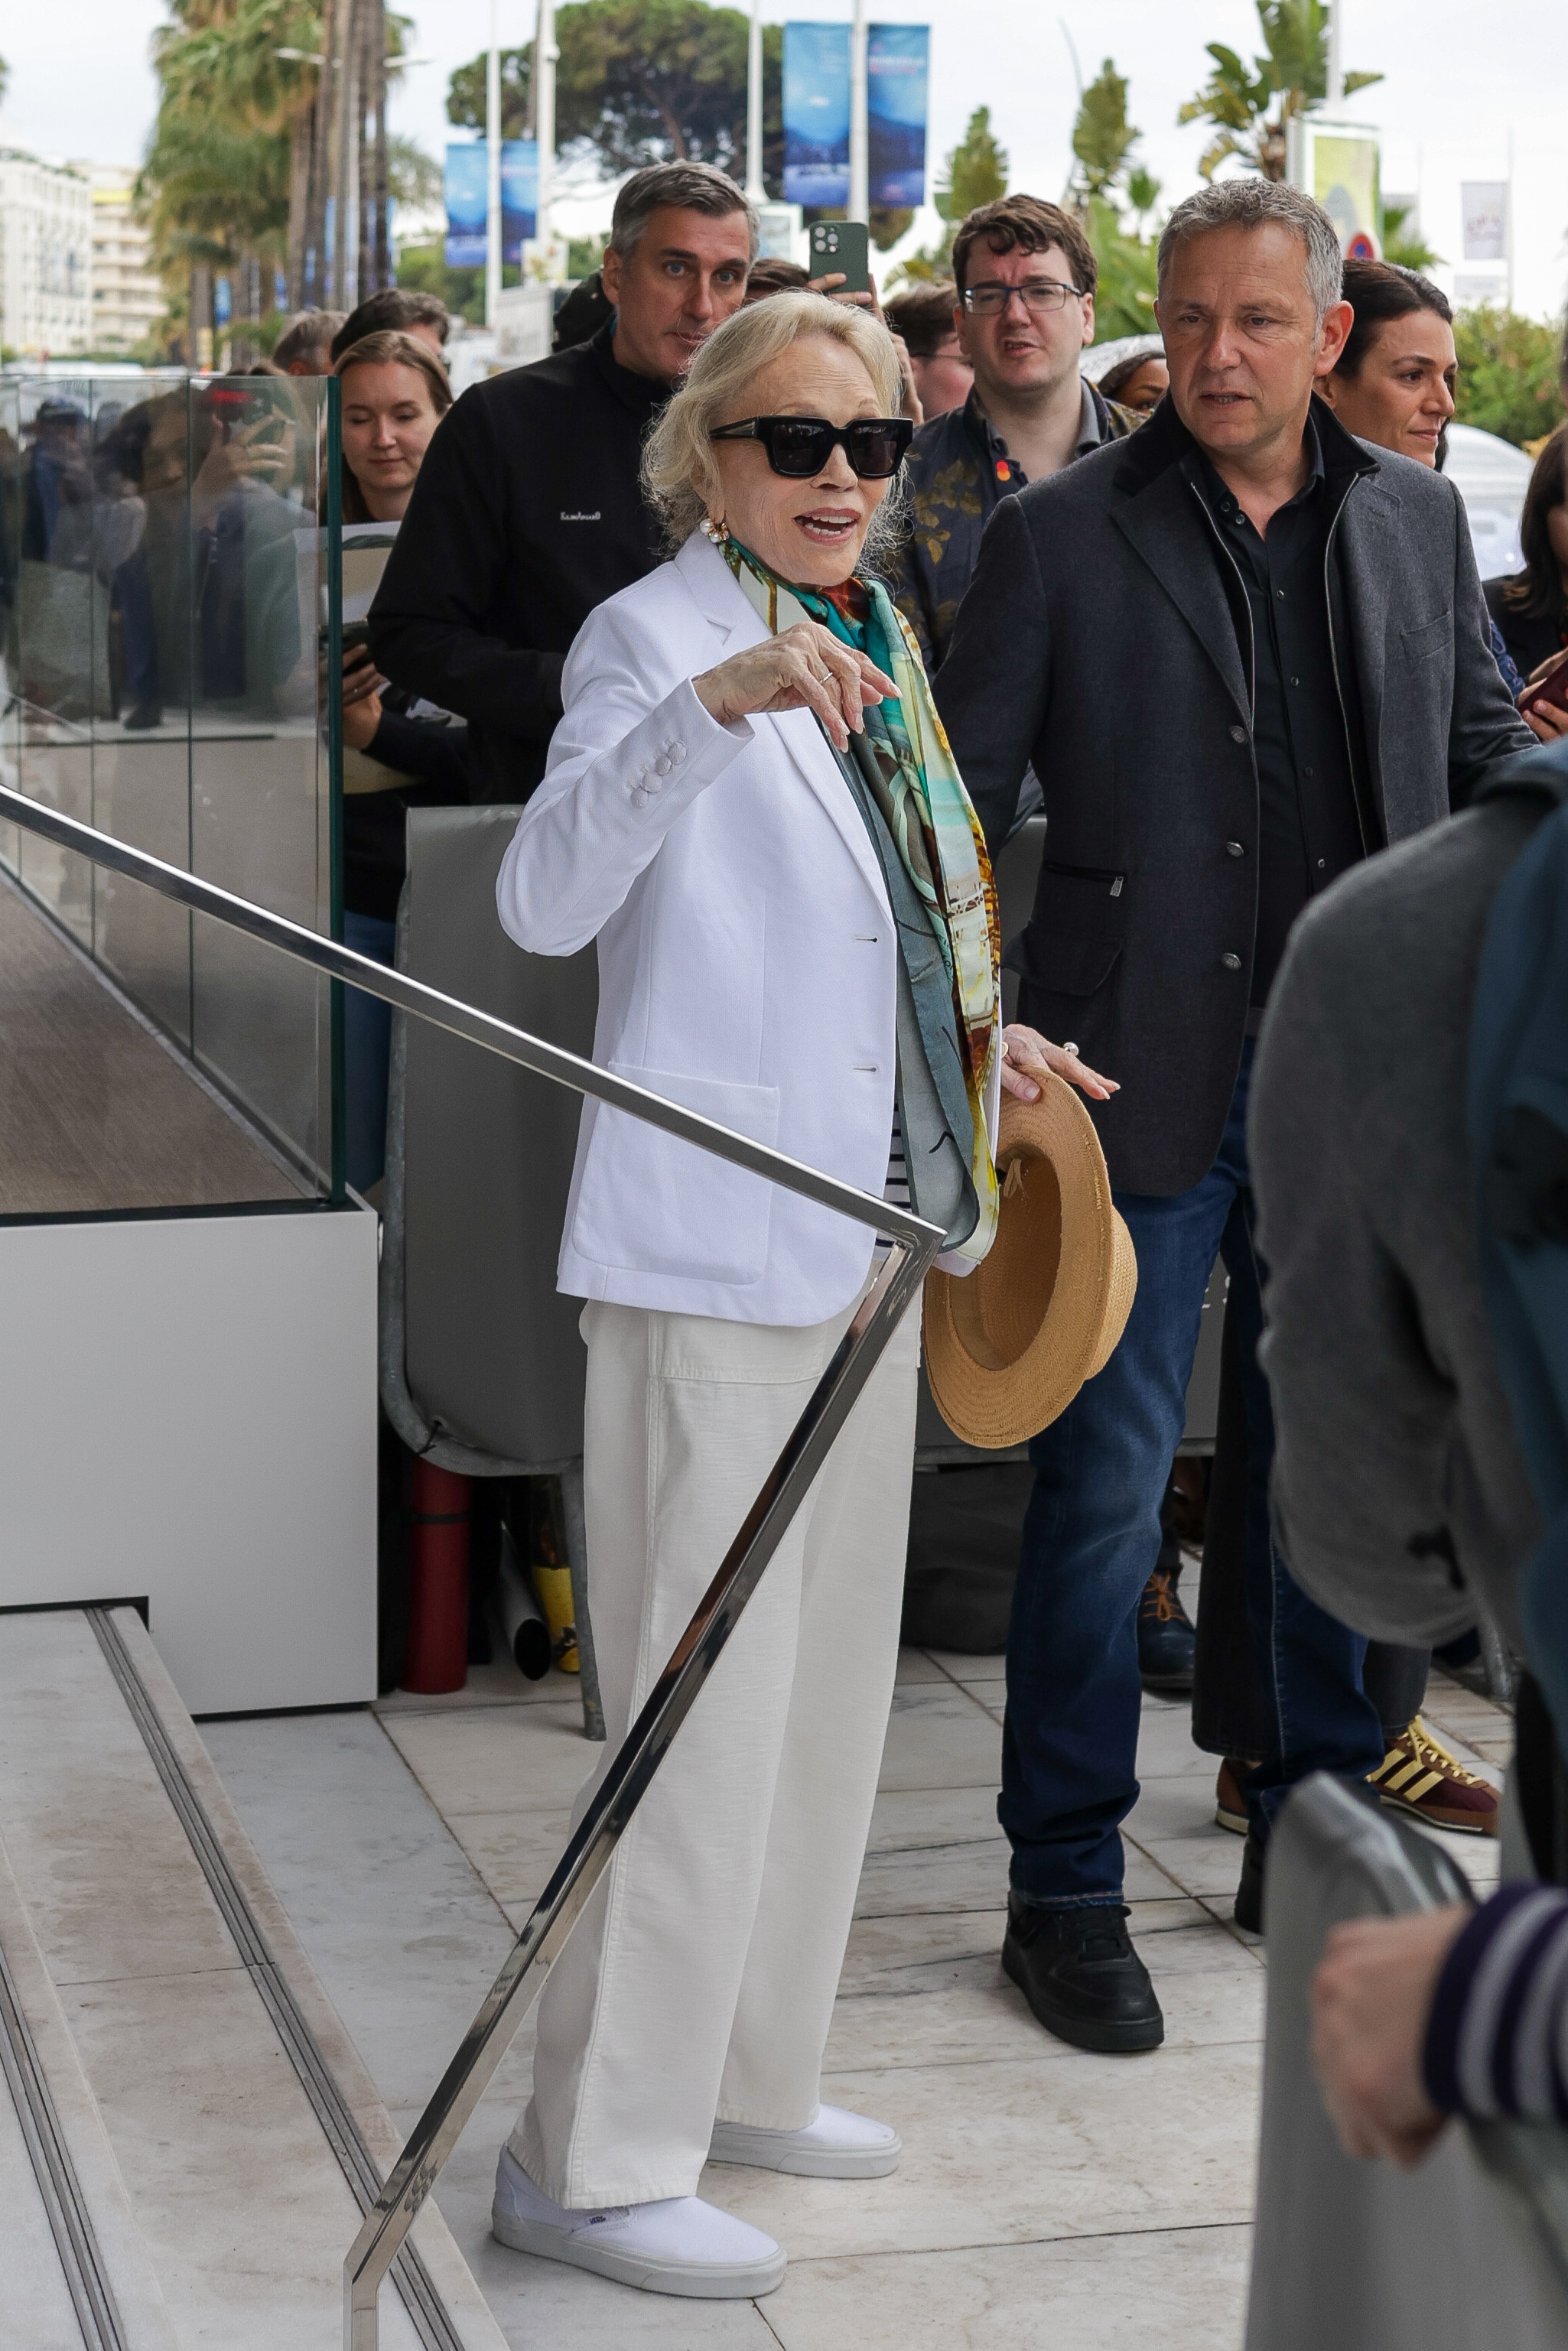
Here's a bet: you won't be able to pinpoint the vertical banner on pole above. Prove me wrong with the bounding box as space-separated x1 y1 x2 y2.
446 142 538 265
867 25 929 209
444 144 489 265
501 141 539 260
783 22 851 208
1460 182 1508 261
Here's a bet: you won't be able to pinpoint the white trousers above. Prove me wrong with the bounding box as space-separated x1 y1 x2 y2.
512 1283 920 2207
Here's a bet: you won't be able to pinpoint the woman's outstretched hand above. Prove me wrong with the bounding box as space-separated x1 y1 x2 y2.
694 619 895 753
1000 1024 1118 1104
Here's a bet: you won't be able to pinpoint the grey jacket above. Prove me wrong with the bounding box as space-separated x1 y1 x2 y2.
1250 741 1568 1652
935 393 1534 1195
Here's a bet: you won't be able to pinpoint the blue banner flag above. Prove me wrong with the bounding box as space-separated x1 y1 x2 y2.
867 25 929 209
445 141 538 268
783 22 851 209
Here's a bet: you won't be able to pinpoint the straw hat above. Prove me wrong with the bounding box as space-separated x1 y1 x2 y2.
924 1076 1137 1449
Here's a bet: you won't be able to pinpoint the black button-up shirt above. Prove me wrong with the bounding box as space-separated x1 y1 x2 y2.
1189 418 1368 1006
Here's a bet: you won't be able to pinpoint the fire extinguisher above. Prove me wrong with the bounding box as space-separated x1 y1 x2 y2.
402 1458 471 1694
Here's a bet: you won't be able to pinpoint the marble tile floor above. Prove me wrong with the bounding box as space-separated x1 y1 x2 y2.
206 1643 1511 2351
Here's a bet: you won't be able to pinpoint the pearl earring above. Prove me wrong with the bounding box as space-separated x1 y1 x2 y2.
702 515 729 545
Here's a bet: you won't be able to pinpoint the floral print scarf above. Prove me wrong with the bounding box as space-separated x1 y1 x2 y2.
721 535 1000 1262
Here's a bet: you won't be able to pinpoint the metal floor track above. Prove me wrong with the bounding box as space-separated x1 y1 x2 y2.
84 1608 466 2351
0 1924 128 2350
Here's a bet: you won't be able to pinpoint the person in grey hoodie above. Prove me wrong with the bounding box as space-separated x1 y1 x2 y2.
1251 734 1568 2163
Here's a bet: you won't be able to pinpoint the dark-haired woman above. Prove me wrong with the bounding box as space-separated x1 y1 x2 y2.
1484 421 1568 724
1320 264 1563 745
1319 258 1457 463
333 329 474 1192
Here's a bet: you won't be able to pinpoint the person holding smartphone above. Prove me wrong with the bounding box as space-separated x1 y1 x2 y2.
1485 421 1568 743
331 330 474 1195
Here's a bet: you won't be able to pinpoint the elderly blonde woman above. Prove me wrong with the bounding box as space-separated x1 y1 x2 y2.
491 291 1109 2300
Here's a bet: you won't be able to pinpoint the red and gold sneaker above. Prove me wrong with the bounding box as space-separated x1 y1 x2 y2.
1368 1716 1500 1836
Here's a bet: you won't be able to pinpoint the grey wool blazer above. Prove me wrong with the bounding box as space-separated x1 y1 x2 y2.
935 392 1535 1196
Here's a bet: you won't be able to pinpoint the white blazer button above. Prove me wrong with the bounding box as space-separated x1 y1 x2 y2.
654 756 672 776
669 741 687 762
630 785 649 808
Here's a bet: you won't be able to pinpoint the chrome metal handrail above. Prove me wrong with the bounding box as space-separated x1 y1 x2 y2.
0 786 945 2351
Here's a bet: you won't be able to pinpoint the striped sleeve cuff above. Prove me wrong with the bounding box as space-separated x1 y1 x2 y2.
1423 1884 1568 2122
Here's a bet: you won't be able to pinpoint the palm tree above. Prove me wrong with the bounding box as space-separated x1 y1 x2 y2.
1179 1 1381 182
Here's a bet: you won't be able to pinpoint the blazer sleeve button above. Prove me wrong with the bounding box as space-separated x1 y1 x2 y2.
1228 724 1248 746
1225 840 1245 857
1222 951 1242 971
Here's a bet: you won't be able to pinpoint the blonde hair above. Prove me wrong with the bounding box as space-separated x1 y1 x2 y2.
333 330 453 522
642 291 905 551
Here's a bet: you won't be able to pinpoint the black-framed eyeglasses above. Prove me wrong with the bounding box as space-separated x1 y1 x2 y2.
961 278 1083 317
710 415 915 480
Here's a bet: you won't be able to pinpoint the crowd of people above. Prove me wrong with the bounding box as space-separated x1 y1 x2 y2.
291 158 1568 2297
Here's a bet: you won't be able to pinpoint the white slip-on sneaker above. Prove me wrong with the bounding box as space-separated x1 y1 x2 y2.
490 2146 786 2298
708 2102 902 2178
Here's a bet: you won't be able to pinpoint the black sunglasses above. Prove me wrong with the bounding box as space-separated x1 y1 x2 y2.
710 415 914 480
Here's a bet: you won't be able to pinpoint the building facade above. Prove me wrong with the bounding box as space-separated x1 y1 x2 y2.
0 141 91 357
87 165 166 355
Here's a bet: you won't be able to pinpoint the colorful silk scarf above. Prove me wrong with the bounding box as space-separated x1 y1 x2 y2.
721 535 1000 1261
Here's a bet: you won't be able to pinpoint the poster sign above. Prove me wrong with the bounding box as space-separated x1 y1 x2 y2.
783 23 851 208
867 25 929 209
444 141 538 267
1460 183 1508 262
1309 132 1380 257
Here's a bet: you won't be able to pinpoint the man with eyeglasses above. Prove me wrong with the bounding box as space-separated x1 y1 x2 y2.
371 161 755 802
889 195 1140 675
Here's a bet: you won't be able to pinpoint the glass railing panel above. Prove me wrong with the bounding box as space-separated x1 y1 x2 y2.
0 367 340 1198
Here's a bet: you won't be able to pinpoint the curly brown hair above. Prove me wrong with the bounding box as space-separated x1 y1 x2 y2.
950 197 1097 302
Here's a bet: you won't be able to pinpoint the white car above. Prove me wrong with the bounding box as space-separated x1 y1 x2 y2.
1442 420 1534 583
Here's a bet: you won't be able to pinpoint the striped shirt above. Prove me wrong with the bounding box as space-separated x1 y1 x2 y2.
1423 1884 1568 2122
875 1110 909 1254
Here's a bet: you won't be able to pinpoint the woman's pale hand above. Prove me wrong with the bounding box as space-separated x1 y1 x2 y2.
694 619 895 753
1001 1024 1117 1104
1310 1907 1467 2168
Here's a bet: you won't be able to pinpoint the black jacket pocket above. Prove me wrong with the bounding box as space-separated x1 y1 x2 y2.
1004 927 1122 997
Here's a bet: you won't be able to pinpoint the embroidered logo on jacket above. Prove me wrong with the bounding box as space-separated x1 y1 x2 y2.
560 511 602 522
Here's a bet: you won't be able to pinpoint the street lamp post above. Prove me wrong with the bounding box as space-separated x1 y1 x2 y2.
535 0 557 272
745 0 765 204
486 0 502 328
847 0 868 225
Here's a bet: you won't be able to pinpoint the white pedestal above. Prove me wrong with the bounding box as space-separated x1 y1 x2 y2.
0 1205 378 1715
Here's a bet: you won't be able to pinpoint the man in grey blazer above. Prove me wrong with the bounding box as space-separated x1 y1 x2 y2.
934 177 1533 2046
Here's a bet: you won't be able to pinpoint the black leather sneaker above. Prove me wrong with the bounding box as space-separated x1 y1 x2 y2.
1137 1569 1196 1695
1234 1828 1266 1935
1001 1895 1165 2053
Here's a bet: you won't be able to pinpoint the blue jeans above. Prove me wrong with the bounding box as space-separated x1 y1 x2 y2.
1000 1039 1385 1907
343 909 395 1194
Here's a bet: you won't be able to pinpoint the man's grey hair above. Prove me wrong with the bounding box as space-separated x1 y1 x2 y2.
1156 179 1344 327
609 161 759 264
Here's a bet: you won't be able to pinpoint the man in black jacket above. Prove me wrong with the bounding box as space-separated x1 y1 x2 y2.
369 162 754 800
935 177 1533 2050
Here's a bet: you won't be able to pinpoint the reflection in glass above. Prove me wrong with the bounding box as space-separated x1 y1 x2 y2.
0 372 339 1193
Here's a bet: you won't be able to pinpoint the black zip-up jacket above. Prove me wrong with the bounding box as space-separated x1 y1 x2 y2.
369 321 669 802
343 696 475 923
935 392 1534 1195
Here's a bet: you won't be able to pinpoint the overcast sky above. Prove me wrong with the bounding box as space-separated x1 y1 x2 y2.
5 0 1565 317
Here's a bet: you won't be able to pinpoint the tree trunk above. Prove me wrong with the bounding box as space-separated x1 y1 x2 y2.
306 0 339 307
333 0 358 308
286 108 312 311
371 0 389 292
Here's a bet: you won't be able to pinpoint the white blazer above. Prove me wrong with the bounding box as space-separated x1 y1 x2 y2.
496 531 899 1326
